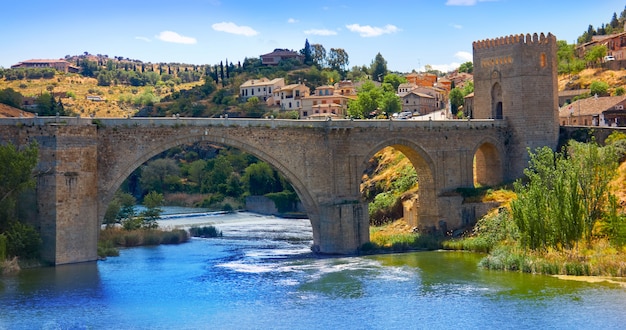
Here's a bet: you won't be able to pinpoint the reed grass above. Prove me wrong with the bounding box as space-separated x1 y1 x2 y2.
98 227 190 258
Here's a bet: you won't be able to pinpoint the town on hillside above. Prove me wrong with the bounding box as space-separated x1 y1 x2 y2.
2 19 626 126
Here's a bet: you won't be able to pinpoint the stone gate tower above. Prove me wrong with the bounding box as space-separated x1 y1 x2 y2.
472 33 559 180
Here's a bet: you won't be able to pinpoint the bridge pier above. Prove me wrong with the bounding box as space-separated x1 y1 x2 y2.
34 125 100 265
314 200 370 254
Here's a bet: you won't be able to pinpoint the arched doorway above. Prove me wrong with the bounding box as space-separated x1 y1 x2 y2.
491 83 503 119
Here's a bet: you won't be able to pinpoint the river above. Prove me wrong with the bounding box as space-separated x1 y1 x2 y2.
2 211 626 329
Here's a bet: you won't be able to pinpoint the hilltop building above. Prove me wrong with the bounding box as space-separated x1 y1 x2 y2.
11 59 79 73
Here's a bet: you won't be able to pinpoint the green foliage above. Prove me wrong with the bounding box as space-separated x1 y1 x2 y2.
589 80 609 96
139 158 180 194
449 87 464 113
458 61 473 73
0 142 38 229
265 191 298 213
0 233 6 261
5 221 42 259
370 53 388 82
585 45 607 65
614 86 625 96
141 191 164 229
242 162 279 195
189 226 222 238
511 142 619 250
0 88 24 108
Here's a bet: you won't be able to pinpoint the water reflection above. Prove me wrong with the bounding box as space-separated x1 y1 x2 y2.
1 213 626 329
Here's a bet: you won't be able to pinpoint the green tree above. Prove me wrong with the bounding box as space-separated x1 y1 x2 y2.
370 53 388 82
301 39 313 65
311 43 326 68
382 73 406 91
511 142 619 250
449 87 465 114
35 92 64 116
585 45 607 65
242 162 277 196
0 88 24 108
0 142 38 230
379 91 401 115
203 156 234 194
458 61 473 73
327 48 349 75
139 158 180 193
589 80 609 96
141 191 164 229
348 81 382 118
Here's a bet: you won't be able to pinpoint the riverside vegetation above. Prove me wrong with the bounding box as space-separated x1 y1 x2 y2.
376 131 626 277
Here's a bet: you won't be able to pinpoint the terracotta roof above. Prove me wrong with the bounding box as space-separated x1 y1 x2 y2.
559 95 626 117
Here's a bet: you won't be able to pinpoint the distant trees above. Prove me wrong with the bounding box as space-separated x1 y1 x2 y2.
347 81 400 118
327 48 349 76
310 44 327 68
301 39 313 66
0 88 24 108
370 53 388 82
458 61 473 74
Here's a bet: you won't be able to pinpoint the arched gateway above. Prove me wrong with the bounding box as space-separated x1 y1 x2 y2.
0 32 559 265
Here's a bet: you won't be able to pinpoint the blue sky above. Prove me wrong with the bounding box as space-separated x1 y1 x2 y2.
1 0 624 73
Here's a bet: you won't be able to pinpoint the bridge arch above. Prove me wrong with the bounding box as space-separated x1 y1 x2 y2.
99 131 320 245
360 138 439 230
472 137 505 187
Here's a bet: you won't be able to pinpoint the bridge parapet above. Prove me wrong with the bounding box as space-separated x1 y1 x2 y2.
0 116 506 130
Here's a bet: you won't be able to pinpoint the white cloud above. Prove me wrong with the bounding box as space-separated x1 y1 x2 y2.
304 29 337 36
451 24 463 29
287 18 298 23
430 62 461 73
345 24 400 37
155 31 197 44
212 22 258 37
135 36 151 42
455 51 472 62
445 0 496 6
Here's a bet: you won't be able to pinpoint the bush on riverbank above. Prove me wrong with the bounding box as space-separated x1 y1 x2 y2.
98 227 189 258
189 226 222 238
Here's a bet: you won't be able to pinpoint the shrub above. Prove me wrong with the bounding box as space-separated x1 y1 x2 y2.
189 226 222 238
5 222 42 260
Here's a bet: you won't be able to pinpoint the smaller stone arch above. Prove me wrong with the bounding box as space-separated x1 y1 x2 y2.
360 139 439 231
473 139 504 187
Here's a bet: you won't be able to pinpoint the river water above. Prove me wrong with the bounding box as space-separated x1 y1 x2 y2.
2 211 626 329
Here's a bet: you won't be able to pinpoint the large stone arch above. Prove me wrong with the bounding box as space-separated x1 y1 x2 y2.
472 137 505 187
359 138 439 230
97 130 321 245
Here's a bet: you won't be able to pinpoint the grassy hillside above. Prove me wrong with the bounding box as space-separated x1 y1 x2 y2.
0 73 202 117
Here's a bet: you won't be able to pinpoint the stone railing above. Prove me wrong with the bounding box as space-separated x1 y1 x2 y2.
0 116 506 130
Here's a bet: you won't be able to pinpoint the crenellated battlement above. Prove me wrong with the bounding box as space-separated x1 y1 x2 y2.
473 32 556 49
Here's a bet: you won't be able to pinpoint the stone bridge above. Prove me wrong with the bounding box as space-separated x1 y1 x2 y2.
0 32 563 264
1 116 512 264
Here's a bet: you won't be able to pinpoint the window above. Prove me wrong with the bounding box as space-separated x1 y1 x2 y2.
313 101 318 106
295 90 300 97
303 111 308 117
540 53 546 68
